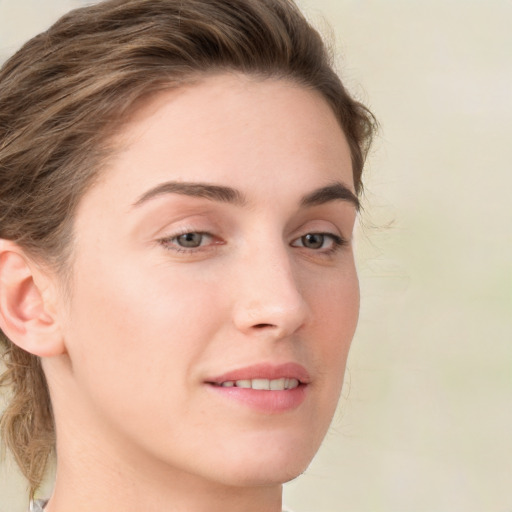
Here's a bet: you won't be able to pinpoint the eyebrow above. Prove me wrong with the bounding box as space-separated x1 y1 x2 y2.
133 182 247 207
300 182 360 210
133 180 359 210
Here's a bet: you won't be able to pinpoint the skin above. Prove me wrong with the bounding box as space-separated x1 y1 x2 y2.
6 74 360 511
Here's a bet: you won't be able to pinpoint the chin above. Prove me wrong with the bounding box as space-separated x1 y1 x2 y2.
204 430 322 488
218 462 309 488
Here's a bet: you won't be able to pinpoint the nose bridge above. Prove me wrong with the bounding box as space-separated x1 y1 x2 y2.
232 235 309 337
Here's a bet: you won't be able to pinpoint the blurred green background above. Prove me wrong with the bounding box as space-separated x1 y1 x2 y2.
1 1 511 511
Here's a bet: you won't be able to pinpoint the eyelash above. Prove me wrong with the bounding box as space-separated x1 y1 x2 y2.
158 230 347 256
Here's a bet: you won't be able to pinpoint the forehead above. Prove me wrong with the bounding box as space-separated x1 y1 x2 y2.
85 73 354 211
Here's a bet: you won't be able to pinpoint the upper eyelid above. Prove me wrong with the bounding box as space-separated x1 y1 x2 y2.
153 210 349 239
157 223 214 238
290 223 345 240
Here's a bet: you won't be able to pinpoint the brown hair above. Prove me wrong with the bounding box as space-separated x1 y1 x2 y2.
0 0 376 495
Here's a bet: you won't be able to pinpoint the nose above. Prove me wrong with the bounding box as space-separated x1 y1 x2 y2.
231 245 310 339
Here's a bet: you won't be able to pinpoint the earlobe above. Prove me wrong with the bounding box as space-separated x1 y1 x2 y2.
0 240 66 357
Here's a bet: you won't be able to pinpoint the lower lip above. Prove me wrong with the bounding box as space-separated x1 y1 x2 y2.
206 384 307 414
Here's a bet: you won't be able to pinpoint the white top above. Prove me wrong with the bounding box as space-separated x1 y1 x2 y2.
29 500 47 512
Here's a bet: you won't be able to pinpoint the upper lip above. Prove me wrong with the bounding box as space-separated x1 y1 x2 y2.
206 362 311 385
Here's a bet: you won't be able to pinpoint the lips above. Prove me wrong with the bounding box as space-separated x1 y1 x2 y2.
205 363 310 413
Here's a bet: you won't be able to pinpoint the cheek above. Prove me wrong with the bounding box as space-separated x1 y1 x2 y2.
309 265 359 395
62 256 224 401
310 261 359 339
59 261 232 457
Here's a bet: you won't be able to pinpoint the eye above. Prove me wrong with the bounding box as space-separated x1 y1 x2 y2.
291 232 345 252
158 231 215 252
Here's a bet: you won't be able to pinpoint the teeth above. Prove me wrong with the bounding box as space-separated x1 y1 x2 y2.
252 378 270 390
219 378 300 390
287 378 299 390
270 378 286 391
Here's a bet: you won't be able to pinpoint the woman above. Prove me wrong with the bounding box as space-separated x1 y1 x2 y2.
0 0 375 510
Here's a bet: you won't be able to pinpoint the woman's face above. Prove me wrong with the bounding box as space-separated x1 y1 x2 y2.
52 74 359 487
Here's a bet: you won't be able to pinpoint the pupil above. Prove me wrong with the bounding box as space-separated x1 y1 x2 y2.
303 234 323 249
178 233 202 247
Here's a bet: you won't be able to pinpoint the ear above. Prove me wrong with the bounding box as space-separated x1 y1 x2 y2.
0 240 66 357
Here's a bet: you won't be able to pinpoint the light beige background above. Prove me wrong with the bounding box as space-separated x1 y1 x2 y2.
1 1 511 511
